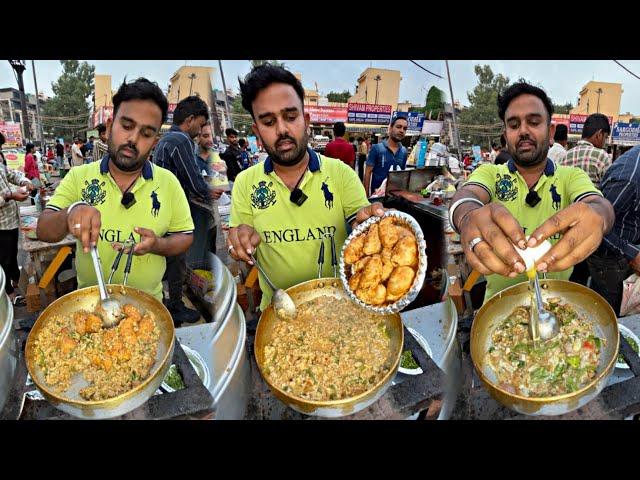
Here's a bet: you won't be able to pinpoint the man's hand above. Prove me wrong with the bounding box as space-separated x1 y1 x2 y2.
21 181 34 192
352 202 385 228
67 205 101 253
211 187 225 200
529 201 609 273
459 203 527 277
132 227 157 255
9 190 29 202
228 224 261 265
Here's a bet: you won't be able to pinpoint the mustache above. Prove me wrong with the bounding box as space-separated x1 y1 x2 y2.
117 143 138 156
276 135 297 148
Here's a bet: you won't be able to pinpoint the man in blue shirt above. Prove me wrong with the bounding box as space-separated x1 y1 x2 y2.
153 95 211 325
363 116 408 196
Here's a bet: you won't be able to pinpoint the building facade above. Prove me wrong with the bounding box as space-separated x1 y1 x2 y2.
167 66 216 113
349 68 402 110
0 87 46 143
570 81 623 122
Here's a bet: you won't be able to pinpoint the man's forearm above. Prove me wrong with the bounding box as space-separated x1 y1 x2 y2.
581 195 614 234
363 168 372 196
37 209 70 242
153 233 193 257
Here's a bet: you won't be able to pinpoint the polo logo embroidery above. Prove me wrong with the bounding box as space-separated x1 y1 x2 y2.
550 184 561 210
495 173 517 201
150 189 161 217
321 177 334 209
81 179 107 206
251 181 277 209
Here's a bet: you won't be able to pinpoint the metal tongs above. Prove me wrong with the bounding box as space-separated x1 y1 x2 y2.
317 232 338 278
90 240 136 328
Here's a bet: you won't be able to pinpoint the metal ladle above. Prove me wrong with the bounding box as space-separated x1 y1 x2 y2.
529 272 560 342
90 245 123 328
250 253 297 321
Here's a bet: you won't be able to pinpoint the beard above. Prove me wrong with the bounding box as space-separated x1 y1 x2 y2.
108 134 148 172
508 133 550 168
264 130 309 167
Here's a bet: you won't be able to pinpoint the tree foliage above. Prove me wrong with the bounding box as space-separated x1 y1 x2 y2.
250 60 286 69
326 90 351 103
553 102 573 114
41 60 95 140
458 65 510 148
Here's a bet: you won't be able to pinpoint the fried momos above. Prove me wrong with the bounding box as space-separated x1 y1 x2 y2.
387 266 416 297
396 226 414 240
392 235 418 267
356 284 387 305
381 257 394 282
349 272 362 291
359 255 383 289
344 233 365 265
354 256 370 273
363 223 382 255
379 216 400 248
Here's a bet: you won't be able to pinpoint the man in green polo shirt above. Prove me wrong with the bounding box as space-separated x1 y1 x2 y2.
228 64 384 311
449 82 614 303
37 78 194 314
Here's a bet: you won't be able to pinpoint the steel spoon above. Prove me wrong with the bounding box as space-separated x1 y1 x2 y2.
250 253 297 321
90 245 123 328
529 273 560 342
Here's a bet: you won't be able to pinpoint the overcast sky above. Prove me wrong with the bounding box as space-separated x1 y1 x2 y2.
2 60 640 114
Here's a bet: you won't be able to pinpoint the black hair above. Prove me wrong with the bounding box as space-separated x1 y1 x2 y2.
357 136 364 142
390 115 408 128
97 124 107 134
89 136 94 140
0 132 4 146
500 133 507 148
554 123 568 142
582 113 611 138
225 128 238 137
333 121 346 137
238 138 247 147
239 64 305 119
497 82 554 124
25 142 34 153
112 77 168 124
173 95 208 126
55 139 60 144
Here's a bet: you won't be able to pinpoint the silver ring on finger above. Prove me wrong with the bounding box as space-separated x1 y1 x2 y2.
73 223 81 230
468 236 484 251
227 244 235 254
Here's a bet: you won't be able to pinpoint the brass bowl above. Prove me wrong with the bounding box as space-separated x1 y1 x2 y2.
254 278 403 417
25 285 175 419
470 280 619 416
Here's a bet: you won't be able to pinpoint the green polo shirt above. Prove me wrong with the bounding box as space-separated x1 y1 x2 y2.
465 158 602 302
230 149 370 310
46 157 194 300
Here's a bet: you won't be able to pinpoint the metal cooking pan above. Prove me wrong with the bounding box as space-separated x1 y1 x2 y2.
25 285 175 419
470 279 618 416
254 277 403 417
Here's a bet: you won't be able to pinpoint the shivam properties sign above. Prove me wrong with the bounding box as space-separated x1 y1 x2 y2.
612 122 640 146
347 103 392 125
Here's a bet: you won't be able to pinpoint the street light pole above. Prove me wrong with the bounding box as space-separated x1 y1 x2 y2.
8 60 31 142
374 75 382 104
188 73 197 96
596 88 603 113
31 60 44 146
445 60 462 156
218 60 233 129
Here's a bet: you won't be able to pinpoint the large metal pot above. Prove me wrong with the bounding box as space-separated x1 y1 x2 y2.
0 267 17 413
174 253 250 419
470 279 619 416
254 277 404 417
25 285 175 419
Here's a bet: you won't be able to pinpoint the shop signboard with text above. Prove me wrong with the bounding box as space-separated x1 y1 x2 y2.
347 103 392 125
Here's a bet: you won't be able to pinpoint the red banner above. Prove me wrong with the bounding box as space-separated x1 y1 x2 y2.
569 113 613 134
551 114 570 128
305 105 348 124
93 106 114 127
0 121 23 148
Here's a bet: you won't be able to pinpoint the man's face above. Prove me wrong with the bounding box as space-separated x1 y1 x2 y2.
504 94 553 168
185 115 207 139
251 82 310 167
199 125 213 151
389 119 408 142
592 130 609 149
227 134 238 146
99 131 107 142
106 99 162 172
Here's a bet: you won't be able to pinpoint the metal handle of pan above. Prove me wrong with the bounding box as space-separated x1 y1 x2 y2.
107 247 126 284
249 253 278 293
123 242 136 286
317 238 325 279
328 232 337 278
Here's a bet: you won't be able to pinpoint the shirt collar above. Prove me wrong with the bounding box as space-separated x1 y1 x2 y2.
507 157 555 176
100 154 154 180
263 147 320 175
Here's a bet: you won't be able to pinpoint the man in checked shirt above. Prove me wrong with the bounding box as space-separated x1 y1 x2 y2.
153 95 212 325
587 145 640 315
